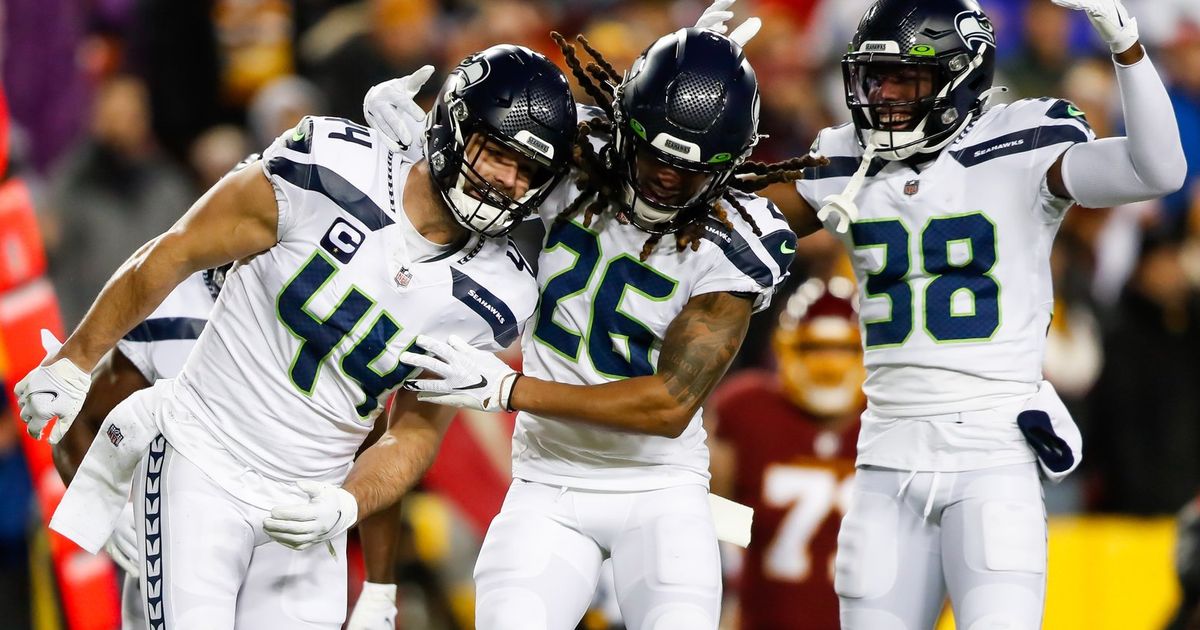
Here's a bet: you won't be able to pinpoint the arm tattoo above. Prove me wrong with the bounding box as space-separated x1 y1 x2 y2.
658 292 753 412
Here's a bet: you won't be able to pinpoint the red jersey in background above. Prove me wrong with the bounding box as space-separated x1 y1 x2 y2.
712 370 859 630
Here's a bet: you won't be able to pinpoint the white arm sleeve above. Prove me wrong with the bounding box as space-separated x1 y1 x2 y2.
1059 52 1187 208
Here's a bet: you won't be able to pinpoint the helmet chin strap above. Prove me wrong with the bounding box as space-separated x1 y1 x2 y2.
633 197 677 225
978 85 1009 105
817 141 877 234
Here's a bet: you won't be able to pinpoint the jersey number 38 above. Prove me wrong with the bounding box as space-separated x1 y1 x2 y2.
852 212 999 348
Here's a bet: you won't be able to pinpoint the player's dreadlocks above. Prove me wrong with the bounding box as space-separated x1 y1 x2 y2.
551 32 828 261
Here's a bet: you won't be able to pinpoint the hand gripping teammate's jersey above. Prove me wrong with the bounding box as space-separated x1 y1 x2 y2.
512 108 797 491
116 269 221 381
799 98 1094 418
167 116 537 504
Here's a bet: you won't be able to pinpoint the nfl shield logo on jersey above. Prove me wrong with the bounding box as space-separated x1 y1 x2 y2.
395 266 414 288
904 179 920 195
106 424 125 447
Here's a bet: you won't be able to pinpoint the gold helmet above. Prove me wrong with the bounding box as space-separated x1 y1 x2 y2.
772 277 866 419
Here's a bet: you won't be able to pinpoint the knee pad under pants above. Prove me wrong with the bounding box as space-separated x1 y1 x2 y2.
836 464 1046 630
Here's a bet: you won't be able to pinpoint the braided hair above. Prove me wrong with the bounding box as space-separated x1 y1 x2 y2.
551 32 828 261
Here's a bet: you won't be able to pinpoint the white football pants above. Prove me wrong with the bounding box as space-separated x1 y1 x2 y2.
127 436 348 629
474 479 722 630
835 462 1047 630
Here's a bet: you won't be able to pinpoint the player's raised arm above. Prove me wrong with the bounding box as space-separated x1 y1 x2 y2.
1045 0 1186 204
14 162 279 443
64 164 279 370
402 290 753 439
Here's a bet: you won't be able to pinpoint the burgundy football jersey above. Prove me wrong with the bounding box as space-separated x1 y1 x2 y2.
712 370 860 630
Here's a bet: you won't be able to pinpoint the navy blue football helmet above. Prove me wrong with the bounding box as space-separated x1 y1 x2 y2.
426 45 577 236
612 28 760 234
842 0 997 160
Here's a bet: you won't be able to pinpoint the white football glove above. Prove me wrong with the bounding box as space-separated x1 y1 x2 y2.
363 65 434 155
104 502 140 578
693 0 762 47
1051 0 1138 54
400 335 519 413
14 330 91 444
346 582 398 630
263 481 358 551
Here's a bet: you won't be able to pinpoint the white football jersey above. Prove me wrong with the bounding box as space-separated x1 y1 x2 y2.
165 116 538 506
115 269 220 381
512 128 796 491
797 98 1094 470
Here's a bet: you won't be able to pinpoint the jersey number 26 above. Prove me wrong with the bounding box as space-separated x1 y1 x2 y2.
533 221 678 379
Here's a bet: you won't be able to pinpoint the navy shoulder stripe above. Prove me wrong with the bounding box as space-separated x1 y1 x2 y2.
949 125 1088 168
700 219 774 288
728 191 787 223
450 268 520 347
266 157 394 231
802 156 886 181
123 317 207 343
763 199 786 223
759 229 796 276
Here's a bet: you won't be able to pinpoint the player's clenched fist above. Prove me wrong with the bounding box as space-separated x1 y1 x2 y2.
264 481 358 550
14 330 91 444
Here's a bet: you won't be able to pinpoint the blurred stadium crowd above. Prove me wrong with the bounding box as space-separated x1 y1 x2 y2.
1 0 1199 628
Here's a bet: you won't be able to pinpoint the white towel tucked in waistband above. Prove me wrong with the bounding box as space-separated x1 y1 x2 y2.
50 380 170 553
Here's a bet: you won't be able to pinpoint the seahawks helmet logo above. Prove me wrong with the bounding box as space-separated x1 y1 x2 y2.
449 55 491 94
954 10 995 54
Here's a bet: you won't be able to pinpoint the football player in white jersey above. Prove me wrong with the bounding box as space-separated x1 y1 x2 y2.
756 0 1185 627
52 263 226 630
14 45 576 629
364 22 823 630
